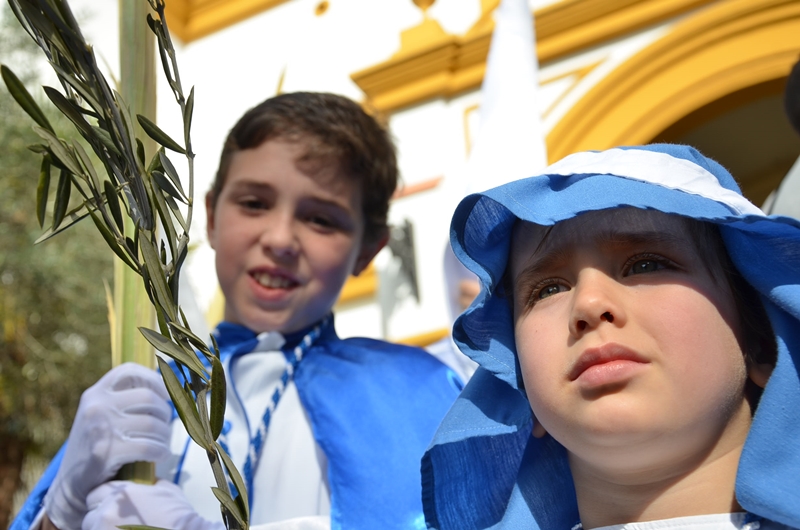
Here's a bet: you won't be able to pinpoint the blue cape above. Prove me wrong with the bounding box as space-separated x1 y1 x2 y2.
13 318 461 530
421 144 800 529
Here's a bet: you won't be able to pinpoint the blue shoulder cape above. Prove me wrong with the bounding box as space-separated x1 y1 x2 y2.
13 318 461 530
422 144 800 529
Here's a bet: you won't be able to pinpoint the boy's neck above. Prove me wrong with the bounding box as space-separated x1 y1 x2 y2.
568 405 751 529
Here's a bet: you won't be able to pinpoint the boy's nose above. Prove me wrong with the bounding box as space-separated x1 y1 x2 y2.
258 214 300 258
569 270 625 336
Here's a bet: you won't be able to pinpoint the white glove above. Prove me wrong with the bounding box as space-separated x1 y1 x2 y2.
82 480 224 530
43 362 172 530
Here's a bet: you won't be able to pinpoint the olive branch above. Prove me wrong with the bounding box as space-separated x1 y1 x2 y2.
1 0 248 527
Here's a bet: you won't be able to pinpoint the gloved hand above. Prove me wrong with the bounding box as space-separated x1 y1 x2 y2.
82 480 225 530
43 362 172 530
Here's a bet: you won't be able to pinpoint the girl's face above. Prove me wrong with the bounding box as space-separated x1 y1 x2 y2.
509 208 755 480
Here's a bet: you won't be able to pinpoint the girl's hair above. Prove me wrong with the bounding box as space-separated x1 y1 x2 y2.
209 92 398 246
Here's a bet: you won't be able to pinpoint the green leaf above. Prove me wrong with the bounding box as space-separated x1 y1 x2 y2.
43 86 93 137
216 441 250 523
37 157 52 228
138 235 176 321
157 356 212 451
209 355 226 440
91 126 121 156
211 487 246 529
136 138 146 168
158 151 186 197
164 195 187 232
1 64 54 133
87 208 139 269
139 327 208 380
136 114 186 154
103 180 124 233
50 63 104 112
34 201 92 244
149 178 178 259
72 141 102 192
32 126 83 176
168 320 209 354
183 86 194 143
152 170 185 203
52 169 71 231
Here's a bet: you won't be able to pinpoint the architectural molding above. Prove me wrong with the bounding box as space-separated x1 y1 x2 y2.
165 0 291 42
350 0 714 114
547 0 800 161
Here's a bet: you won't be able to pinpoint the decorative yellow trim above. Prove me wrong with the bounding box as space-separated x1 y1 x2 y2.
547 0 800 161
396 327 449 347
336 264 377 306
351 0 715 114
165 0 291 42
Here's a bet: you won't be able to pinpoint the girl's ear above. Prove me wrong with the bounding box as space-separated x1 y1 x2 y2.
532 419 548 439
748 361 773 389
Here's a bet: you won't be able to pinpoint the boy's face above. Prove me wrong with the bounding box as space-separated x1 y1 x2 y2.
206 139 383 334
509 208 755 478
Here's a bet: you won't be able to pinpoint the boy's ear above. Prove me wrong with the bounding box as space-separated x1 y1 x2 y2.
352 229 389 276
205 192 217 249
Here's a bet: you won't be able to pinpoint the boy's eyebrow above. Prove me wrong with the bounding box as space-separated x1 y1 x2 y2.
516 229 686 281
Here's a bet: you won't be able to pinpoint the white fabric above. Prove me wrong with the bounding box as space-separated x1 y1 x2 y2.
435 0 547 381
591 513 795 530
464 0 547 193
44 363 172 530
545 148 764 216
161 333 330 526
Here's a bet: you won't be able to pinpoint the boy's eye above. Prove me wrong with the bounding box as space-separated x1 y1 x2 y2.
238 197 268 210
307 214 337 230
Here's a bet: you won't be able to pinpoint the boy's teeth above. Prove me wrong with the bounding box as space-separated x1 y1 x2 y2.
254 272 294 288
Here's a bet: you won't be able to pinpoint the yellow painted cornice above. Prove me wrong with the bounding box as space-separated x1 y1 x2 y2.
351 0 715 114
547 0 800 160
165 0 291 42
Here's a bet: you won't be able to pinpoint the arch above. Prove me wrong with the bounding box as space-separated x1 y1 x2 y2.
547 0 800 162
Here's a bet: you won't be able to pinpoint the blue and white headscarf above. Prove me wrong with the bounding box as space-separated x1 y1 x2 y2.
421 144 800 530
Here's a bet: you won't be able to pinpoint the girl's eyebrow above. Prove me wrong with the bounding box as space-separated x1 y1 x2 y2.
516 229 685 282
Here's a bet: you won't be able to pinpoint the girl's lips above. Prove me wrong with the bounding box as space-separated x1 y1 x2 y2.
569 343 649 384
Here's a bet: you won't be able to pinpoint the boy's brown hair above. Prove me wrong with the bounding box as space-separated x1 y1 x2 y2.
209 92 398 246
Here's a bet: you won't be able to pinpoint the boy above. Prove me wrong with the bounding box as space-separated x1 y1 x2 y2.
421 144 800 529
14 92 461 530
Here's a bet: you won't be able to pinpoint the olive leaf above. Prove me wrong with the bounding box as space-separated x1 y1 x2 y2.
5 0 248 527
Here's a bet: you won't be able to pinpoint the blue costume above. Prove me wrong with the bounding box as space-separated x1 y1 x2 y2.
14 317 461 530
421 144 800 529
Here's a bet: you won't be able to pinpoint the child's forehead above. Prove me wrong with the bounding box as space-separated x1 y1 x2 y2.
510 208 691 262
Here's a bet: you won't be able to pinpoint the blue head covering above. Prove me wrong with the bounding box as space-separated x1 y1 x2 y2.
421 144 800 529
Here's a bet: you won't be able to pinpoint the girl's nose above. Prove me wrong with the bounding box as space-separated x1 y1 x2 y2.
568 270 625 336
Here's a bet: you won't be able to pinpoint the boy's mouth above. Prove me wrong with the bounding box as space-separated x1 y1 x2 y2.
251 271 299 289
569 344 648 381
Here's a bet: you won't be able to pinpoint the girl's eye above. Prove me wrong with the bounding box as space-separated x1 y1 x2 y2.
625 254 672 276
538 283 568 299
529 281 569 305
629 259 660 274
